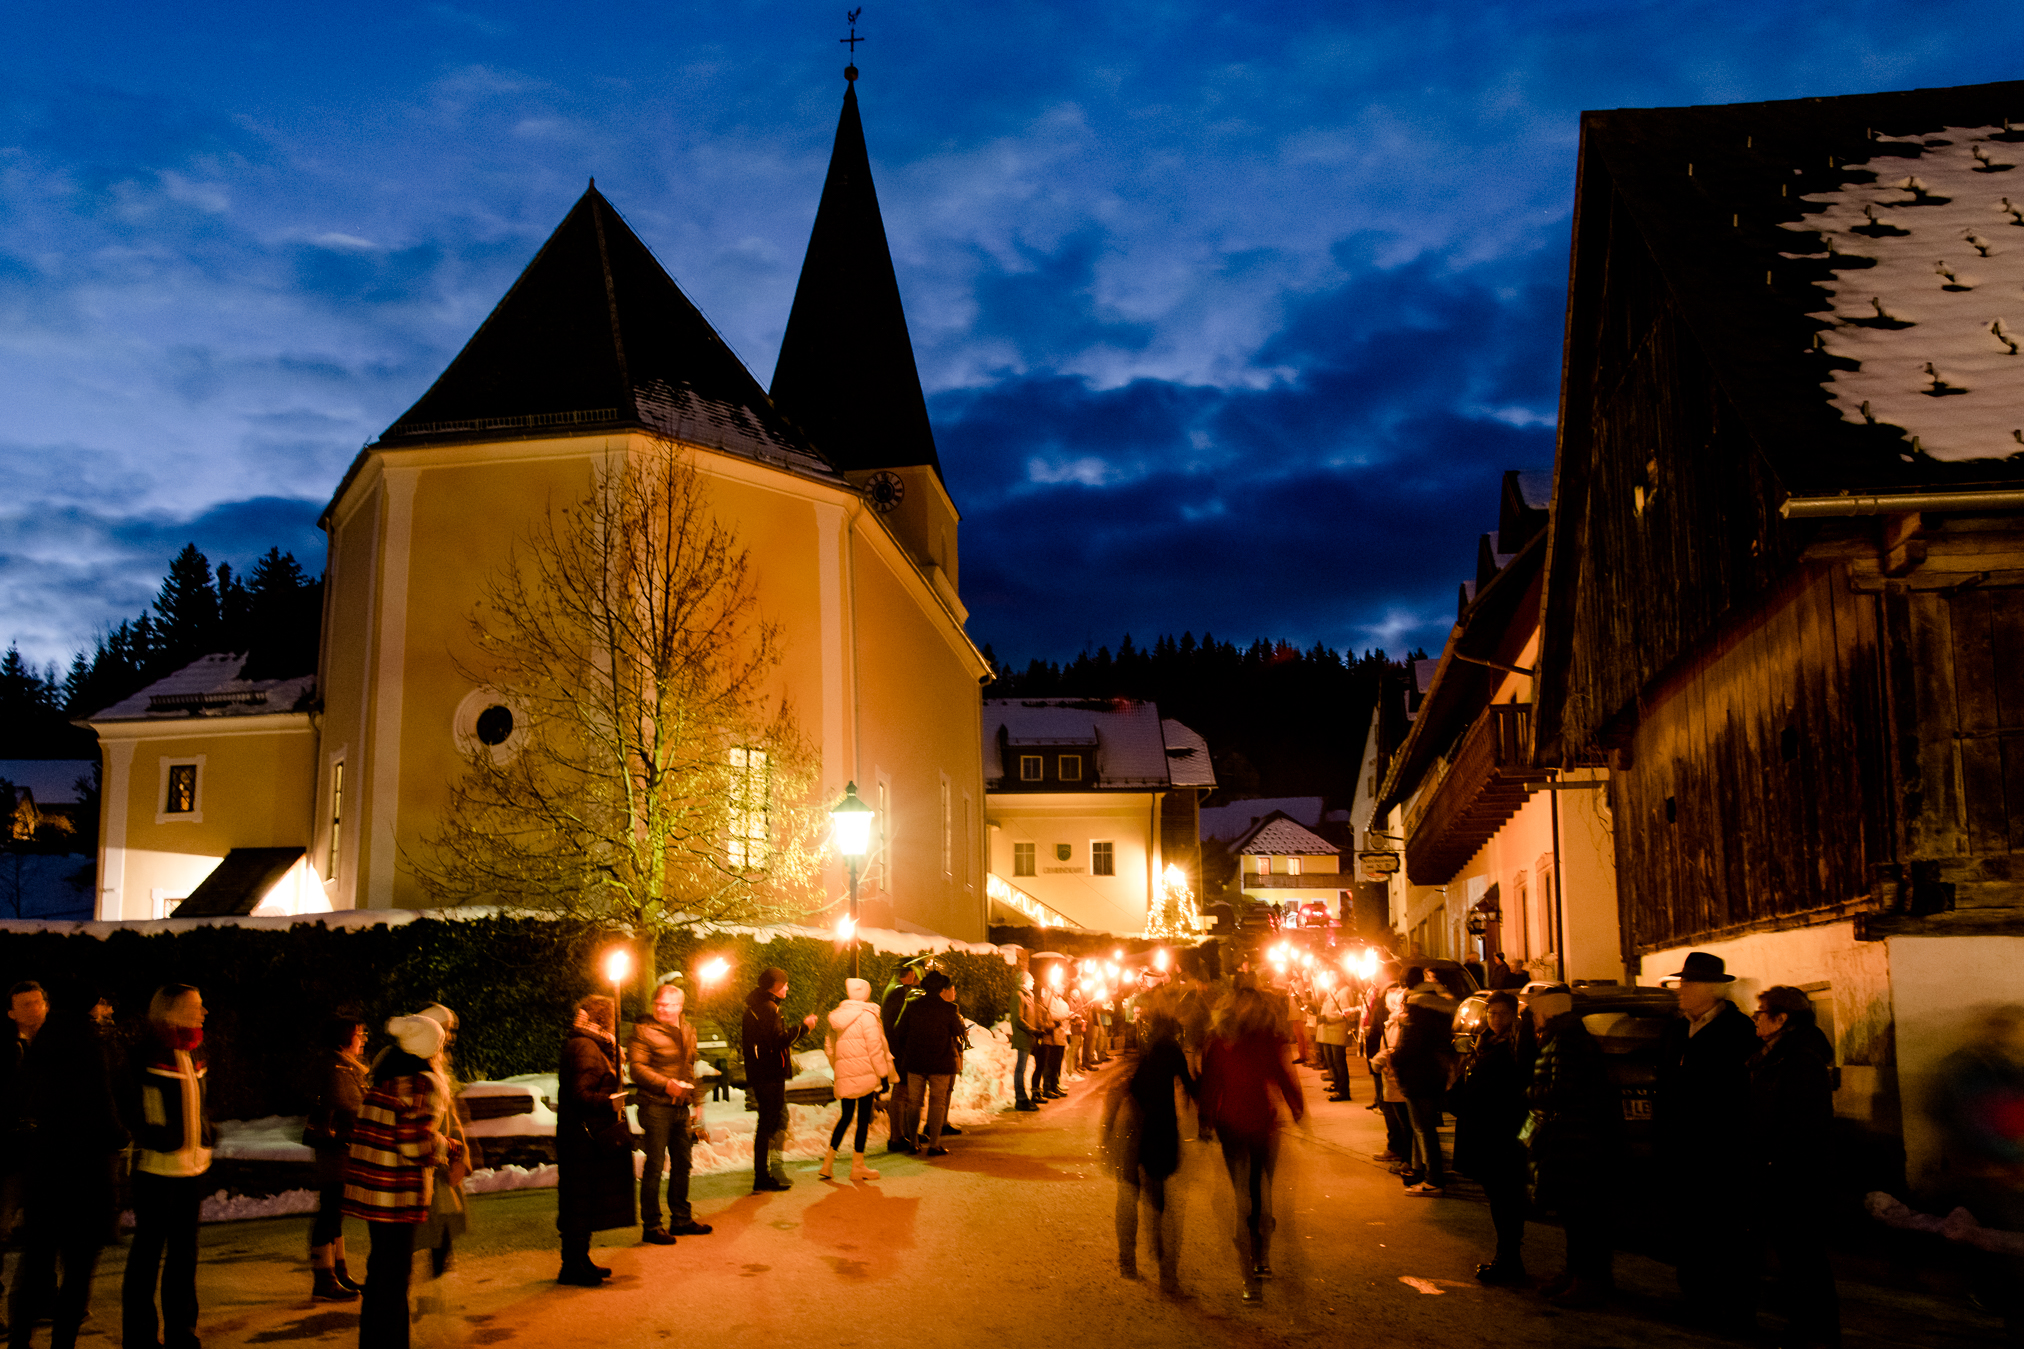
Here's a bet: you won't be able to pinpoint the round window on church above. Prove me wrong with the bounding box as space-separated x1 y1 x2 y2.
474 705 514 746
453 687 525 763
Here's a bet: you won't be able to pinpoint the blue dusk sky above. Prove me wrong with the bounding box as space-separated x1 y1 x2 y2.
0 1 2015 672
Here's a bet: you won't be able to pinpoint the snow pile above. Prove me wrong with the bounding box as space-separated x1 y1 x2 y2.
1790 127 2024 461
213 1116 316 1163
465 1162 559 1194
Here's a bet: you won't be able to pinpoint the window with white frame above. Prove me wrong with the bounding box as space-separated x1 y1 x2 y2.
1288 856 1302 876
727 747 770 869
963 792 975 889
327 759 345 878
1059 754 1082 781
1091 840 1115 876
1020 755 1043 781
1013 842 1035 876
940 775 952 876
156 756 205 824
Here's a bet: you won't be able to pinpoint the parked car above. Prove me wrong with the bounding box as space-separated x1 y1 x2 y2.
1451 980 1679 1161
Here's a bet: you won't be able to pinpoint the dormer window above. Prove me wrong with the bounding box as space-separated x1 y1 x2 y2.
1059 755 1082 781
1020 755 1043 781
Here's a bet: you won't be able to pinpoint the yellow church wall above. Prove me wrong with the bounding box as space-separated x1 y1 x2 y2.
95 716 317 919
317 431 989 936
848 512 988 940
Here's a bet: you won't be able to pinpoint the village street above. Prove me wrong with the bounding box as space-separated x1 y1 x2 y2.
55 1060 2007 1349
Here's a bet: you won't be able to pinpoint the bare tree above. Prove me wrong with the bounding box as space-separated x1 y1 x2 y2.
417 440 827 938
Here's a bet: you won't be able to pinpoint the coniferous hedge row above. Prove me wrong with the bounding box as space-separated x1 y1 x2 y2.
0 917 1019 1121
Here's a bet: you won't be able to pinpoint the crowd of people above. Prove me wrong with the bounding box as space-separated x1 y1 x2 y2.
1 947 2016 1347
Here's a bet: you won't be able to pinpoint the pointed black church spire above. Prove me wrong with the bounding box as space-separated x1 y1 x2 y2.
770 72 941 477
380 184 816 471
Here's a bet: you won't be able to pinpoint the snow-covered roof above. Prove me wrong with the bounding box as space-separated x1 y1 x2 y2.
1235 812 1340 857
982 699 1210 790
1791 128 2024 460
1512 470 1553 511
90 653 315 723
0 761 94 803
1160 718 1217 789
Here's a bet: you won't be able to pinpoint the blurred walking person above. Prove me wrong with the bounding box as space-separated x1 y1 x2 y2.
7 979 125 1349
1748 986 1840 1349
304 1013 368 1302
630 983 711 1243
555 996 634 1283
121 984 213 1349
1102 1009 1195 1295
344 1015 462 1346
1393 976 1458 1195
1199 987 1304 1306
1525 985 1619 1308
819 978 892 1181
1929 1003 2024 1340
1453 990 1535 1285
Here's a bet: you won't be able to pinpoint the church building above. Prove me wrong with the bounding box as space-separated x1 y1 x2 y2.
88 72 993 939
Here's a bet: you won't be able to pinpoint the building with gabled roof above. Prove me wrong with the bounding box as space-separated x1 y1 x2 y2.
1535 78 2024 1179
981 698 1216 935
88 71 993 937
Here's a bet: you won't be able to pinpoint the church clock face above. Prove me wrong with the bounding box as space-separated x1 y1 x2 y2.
863 470 905 514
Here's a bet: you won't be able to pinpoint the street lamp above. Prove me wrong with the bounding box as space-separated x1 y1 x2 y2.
602 945 633 1080
830 781 875 977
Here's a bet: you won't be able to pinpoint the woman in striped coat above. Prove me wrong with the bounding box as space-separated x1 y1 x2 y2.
344 1016 461 1349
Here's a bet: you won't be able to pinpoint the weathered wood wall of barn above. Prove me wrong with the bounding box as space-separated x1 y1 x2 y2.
1615 562 1891 952
1560 190 1799 755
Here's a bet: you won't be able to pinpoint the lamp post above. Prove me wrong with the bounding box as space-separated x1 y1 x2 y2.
830 782 875 978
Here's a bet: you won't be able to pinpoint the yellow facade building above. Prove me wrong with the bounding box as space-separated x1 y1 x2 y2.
89 76 993 938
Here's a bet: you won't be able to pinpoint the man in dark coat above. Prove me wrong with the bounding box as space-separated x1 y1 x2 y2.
880 964 923 1150
628 984 711 1243
1 980 48 1298
742 968 816 1192
899 972 966 1155
7 979 125 1348
1527 985 1619 1307
1655 951 1760 1330
556 995 635 1286
1748 985 1840 1349
1391 982 1456 1192
1454 990 1534 1284
1361 962 1400 1110
1486 953 1513 990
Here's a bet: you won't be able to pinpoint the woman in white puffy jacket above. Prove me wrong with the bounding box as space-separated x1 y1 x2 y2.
819 977 893 1182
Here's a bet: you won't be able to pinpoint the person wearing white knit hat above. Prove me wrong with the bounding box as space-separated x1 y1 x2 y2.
409 1004 473 1280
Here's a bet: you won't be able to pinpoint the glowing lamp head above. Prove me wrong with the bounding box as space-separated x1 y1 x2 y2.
830 782 875 858
835 915 857 942
602 946 634 986
1163 864 1185 888
698 956 730 986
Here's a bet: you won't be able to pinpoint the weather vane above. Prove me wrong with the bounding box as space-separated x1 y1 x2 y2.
841 8 864 80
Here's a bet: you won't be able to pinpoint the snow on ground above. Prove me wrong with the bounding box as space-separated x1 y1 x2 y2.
1792 127 2024 461
197 1022 1030 1220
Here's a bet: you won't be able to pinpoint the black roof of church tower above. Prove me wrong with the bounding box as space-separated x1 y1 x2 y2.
770 70 942 478
374 183 828 477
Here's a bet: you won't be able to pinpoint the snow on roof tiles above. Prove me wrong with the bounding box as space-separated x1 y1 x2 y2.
90 653 315 723
1160 718 1217 789
983 699 1206 789
1239 815 1339 856
1793 127 2024 461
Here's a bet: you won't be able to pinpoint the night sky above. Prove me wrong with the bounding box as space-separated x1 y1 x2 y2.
2 1 2016 671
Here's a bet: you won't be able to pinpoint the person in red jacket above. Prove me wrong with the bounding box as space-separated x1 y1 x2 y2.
1198 986 1304 1306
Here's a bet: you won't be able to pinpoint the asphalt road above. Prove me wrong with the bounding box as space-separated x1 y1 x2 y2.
60 1058 2011 1349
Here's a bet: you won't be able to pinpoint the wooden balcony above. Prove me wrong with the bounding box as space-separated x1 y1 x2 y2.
1403 703 1550 884
1242 872 1346 890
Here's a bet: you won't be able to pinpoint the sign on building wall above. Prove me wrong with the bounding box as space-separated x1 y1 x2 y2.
1356 850 1401 883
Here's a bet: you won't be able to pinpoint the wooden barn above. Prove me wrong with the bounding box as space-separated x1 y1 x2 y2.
1535 79 2024 1179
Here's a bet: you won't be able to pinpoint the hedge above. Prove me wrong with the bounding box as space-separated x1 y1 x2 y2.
0 917 1019 1121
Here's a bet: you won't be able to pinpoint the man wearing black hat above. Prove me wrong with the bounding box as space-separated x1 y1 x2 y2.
1655 951 1759 1330
742 968 817 1193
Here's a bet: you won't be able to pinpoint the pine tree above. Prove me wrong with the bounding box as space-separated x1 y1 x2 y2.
152 543 219 667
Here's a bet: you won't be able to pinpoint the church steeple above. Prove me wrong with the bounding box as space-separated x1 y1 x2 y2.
770 70 942 478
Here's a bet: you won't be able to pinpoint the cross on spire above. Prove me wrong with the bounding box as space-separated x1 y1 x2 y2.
840 8 864 55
